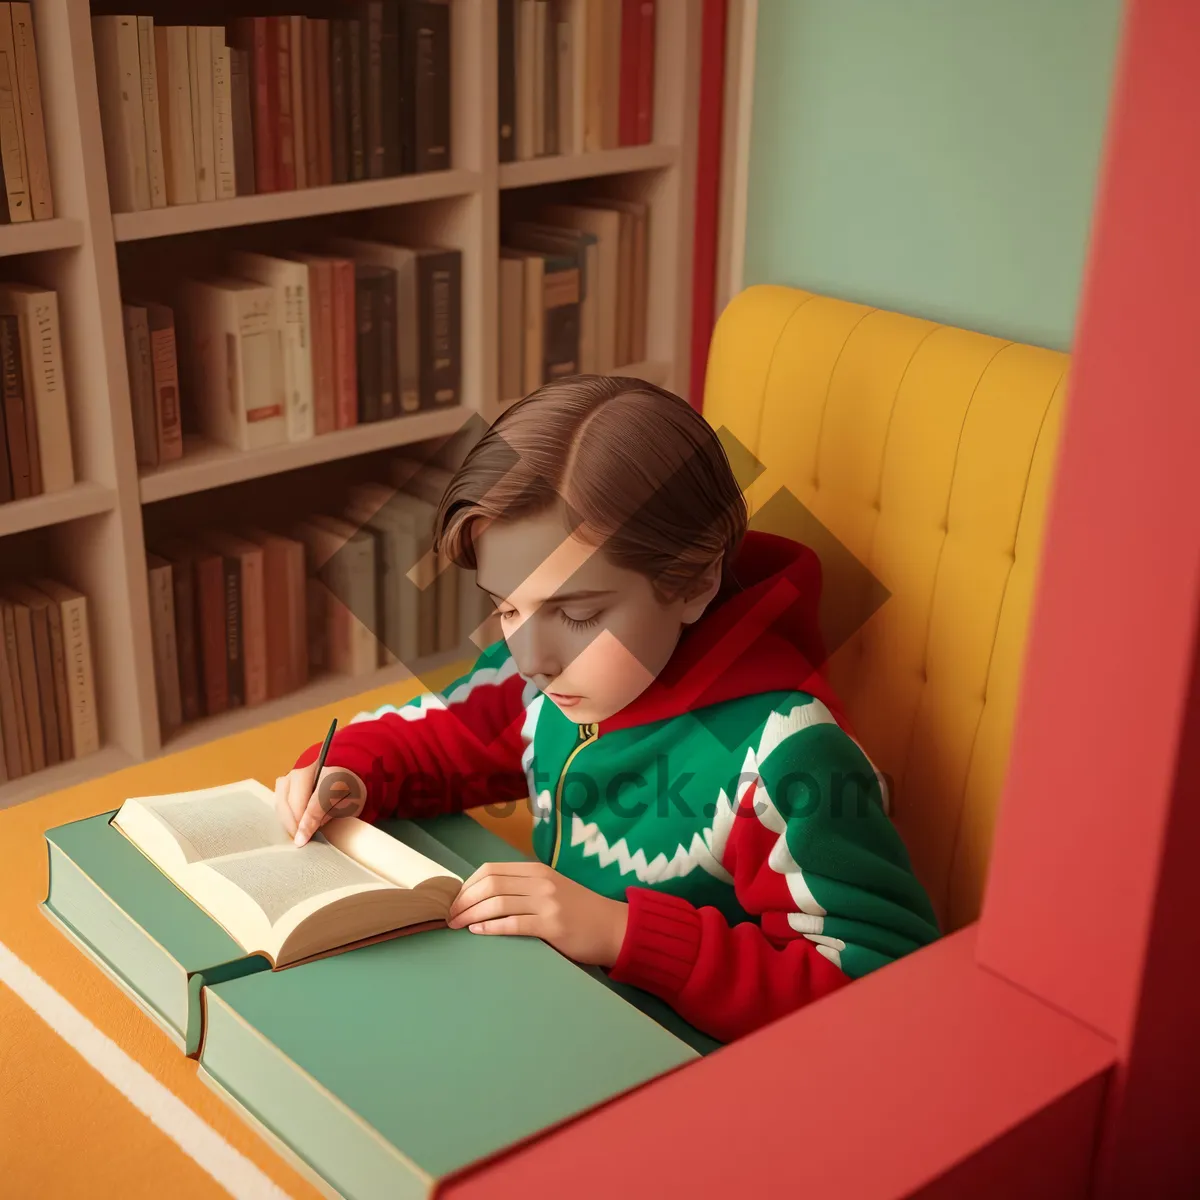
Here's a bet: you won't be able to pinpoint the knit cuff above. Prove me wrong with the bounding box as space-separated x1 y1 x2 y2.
608 887 703 1001
293 738 390 824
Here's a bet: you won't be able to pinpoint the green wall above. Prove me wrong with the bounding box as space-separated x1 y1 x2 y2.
742 0 1125 350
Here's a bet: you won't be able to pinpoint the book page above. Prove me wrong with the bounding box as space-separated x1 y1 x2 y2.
203 842 388 927
144 787 292 864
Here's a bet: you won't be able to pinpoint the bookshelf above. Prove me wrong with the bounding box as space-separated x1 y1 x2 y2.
0 0 702 812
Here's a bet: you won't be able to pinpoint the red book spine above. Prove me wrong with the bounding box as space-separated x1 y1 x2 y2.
331 259 358 429
635 0 656 144
618 0 641 146
274 16 296 189
252 18 276 192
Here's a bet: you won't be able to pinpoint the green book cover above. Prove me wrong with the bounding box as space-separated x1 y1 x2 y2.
200 923 697 1200
40 812 272 1056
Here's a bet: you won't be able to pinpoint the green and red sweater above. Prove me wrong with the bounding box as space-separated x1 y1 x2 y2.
296 530 940 1043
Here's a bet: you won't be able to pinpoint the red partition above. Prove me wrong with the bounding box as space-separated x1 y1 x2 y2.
443 0 1200 1192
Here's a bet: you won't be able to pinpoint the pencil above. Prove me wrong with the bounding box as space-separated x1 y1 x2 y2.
311 717 338 789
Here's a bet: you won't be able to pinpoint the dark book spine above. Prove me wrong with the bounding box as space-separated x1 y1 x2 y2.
355 268 381 422
330 21 350 183
274 16 296 189
222 553 244 708
0 150 9 223
543 259 582 379
347 18 365 181
362 2 385 178
170 557 202 723
408 1 451 173
497 0 515 162
255 16 278 192
417 250 461 408
377 267 397 420
0 316 31 500
380 2 401 175
230 47 256 195
0 340 10 501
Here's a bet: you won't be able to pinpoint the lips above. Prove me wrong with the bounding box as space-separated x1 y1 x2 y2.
549 692 581 705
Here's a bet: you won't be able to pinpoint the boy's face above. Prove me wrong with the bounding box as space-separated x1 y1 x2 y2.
474 508 720 725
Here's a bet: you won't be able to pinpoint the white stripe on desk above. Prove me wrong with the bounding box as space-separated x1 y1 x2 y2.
0 939 293 1200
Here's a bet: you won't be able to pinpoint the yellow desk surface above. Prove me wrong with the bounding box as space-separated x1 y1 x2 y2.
0 670 530 1200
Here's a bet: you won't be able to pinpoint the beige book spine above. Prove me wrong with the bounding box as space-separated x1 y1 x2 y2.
0 285 74 492
193 25 216 202
122 304 157 468
91 15 149 213
10 4 50 218
155 25 197 204
32 582 98 760
136 16 167 208
61 592 99 758
147 557 183 733
211 34 236 200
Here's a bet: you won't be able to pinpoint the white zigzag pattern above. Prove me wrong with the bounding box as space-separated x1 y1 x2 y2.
570 814 732 886
750 698 848 966
349 654 525 725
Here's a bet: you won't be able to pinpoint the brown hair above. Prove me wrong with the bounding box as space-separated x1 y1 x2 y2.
433 375 748 604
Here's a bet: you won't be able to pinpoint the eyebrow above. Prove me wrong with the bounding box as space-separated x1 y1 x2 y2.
477 583 616 604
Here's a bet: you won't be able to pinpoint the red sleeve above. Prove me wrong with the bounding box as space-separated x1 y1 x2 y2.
294 654 533 825
606 887 849 1044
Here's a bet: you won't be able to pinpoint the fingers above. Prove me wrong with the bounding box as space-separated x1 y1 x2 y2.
447 864 547 921
462 915 538 937
447 893 538 929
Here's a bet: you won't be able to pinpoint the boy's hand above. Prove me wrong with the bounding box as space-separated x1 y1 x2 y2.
446 861 629 967
275 764 367 847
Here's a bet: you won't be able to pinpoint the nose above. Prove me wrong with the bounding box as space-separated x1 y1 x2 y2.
507 612 562 683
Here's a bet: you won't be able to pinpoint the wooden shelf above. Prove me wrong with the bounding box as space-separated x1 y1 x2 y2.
112 169 483 242
499 144 679 189
2 0 701 800
158 648 472 755
139 406 476 503
0 217 84 257
0 482 117 538
0 745 135 813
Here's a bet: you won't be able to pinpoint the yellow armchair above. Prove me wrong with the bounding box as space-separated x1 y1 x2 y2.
703 285 1067 931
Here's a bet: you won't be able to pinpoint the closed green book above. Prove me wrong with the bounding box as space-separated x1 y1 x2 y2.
40 812 272 1055
199 918 697 1200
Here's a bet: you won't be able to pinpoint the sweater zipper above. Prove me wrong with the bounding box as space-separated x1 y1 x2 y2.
550 722 599 869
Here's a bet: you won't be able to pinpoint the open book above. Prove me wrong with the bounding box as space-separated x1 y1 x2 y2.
111 779 463 968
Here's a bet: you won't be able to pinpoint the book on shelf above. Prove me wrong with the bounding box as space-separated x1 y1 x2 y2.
0 2 54 222
177 276 287 452
0 281 74 502
0 577 97 784
122 298 184 470
98 8 453 212
146 552 183 736
110 779 464 968
227 251 315 443
500 0 654 163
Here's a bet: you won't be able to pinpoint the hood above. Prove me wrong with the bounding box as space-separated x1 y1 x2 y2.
602 530 851 736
